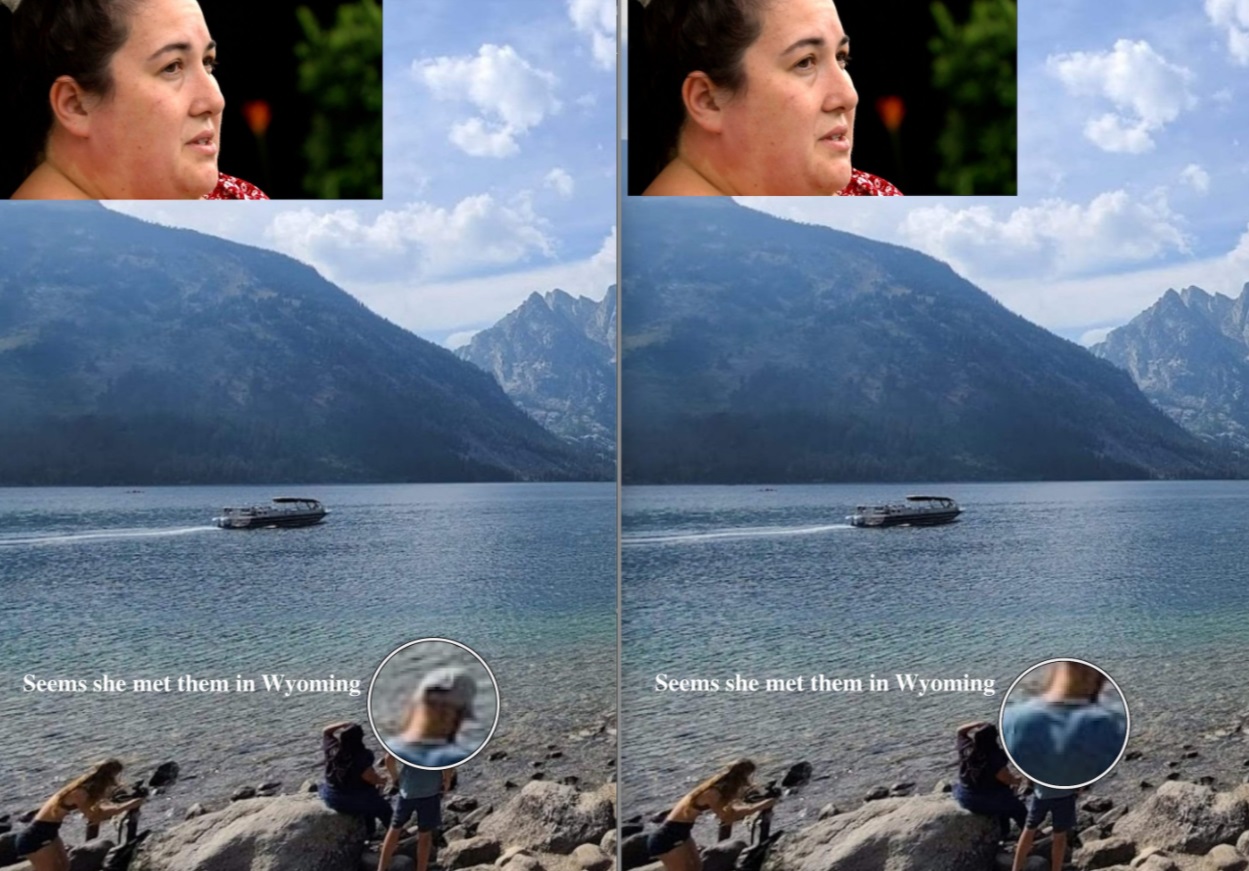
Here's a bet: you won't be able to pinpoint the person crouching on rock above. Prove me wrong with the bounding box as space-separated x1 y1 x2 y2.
14 758 145 871
648 759 777 871
376 750 454 871
318 721 393 839
951 721 1025 838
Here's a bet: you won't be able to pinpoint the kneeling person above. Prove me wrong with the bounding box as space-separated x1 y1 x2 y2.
377 753 452 871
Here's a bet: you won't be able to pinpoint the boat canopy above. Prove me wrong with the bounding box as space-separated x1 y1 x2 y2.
905 495 955 502
272 497 322 505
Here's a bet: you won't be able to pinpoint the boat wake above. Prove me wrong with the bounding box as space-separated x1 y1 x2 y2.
624 523 851 546
0 526 217 548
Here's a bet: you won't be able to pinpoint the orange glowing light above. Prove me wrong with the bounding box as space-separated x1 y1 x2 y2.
876 96 905 133
242 100 272 137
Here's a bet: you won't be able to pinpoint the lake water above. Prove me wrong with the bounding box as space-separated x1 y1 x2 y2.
0 483 614 830
621 481 1249 830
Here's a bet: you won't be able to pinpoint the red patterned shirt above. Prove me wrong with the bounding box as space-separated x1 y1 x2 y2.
204 173 269 200
838 169 903 196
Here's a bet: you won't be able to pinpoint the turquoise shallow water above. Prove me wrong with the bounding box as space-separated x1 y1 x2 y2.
621 481 1249 829
0 483 614 825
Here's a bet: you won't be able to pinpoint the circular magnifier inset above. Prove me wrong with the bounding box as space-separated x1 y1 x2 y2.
367 638 501 770
998 658 1130 791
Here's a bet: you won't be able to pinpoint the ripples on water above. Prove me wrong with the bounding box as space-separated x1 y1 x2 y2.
622 481 1249 828
0 484 614 825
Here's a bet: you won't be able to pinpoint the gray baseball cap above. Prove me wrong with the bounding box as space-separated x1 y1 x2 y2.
414 667 477 718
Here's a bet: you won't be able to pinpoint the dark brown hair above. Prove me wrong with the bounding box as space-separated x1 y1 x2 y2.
627 0 769 194
1 0 141 197
53 758 124 808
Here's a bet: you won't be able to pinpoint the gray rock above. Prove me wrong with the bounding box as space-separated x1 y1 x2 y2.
503 856 545 871
573 843 613 871
817 803 840 820
442 836 504 869
1208 843 1247 870
463 805 494 829
129 792 363 871
68 837 115 871
478 781 614 855
1115 782 1249 854
890 781 916 795
1236 829 1249 856
184 803 209 820
446 825 472 842
767 794 999 871
361 851 415 871
149 762 180 788
782 763 813 788
230 786 256 801
699 839 746 871
1072 836 1135 869
932 780 954 794
299 780 319 794
600 829 617 857
864 786 890 802
449 797 480 813
1082 797 1114 813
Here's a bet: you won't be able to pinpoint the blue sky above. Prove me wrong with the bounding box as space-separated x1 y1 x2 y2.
736 0 1249 345
113 0 617 347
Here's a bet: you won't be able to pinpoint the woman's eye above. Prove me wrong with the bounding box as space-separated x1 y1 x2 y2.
837 53 852 70
162 60 183 74
795 55 816 70
205 58 219 74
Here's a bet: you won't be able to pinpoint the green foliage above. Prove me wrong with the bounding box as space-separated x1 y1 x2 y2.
294 0 383 199
929 0 1017 195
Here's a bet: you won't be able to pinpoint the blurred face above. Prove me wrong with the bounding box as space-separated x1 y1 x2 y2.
85 0 224 198
717 0 857 195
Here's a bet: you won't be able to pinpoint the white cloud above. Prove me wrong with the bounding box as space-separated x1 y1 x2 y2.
1205 0 1249 64
264 195 554 284
898 190 1189 280
445 330 480 350
1046 40 1196 153
545 167 576 197
1180 164 1211 193
414 44 560 157
568 0 616 69
1079 327 1116 347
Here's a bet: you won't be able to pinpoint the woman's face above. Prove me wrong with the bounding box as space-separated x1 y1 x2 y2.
716 0 858 195
84 0 224 198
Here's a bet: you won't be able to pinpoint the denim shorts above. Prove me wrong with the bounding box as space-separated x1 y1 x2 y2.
392 793 442 831
1025 795 1076 833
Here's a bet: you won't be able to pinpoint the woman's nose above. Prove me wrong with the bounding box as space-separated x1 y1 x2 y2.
824 67 858 114
192 69 226 117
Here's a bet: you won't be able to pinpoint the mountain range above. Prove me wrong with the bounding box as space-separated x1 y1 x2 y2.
456 286 616 456
621 197 1242 484
1091 284 1249 452
0 203 608 485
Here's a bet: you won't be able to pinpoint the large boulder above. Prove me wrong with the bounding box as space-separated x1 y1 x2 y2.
479 783 614 855
441 837 503 869
1114 783 1249 854
131 793 364 871
764 794 999 871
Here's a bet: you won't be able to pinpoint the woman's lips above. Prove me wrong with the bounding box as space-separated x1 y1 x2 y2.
186 134 218 156
819 128 851 154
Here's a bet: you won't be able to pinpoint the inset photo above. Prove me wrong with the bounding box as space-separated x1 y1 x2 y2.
625 0 1017 196
999 659 1130 790
368 638 501 770
1 0 381 200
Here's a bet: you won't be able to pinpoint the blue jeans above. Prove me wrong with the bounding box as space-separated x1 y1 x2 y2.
1026 794 1077 833
953 783 1027 838
319 783 393 838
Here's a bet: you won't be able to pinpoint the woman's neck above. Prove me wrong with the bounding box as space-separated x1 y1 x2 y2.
10 161 95 200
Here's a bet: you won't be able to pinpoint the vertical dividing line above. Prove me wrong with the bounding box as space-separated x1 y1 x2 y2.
614 0 625 861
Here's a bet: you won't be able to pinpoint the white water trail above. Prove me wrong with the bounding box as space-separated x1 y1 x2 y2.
0 526 216 547
624 523 851 546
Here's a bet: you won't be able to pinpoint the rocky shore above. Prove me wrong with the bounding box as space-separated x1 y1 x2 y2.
0 710 616 871
619 726 1249 871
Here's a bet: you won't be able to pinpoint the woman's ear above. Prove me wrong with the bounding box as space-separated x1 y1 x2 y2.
681 71 726 134
48 76 94 138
